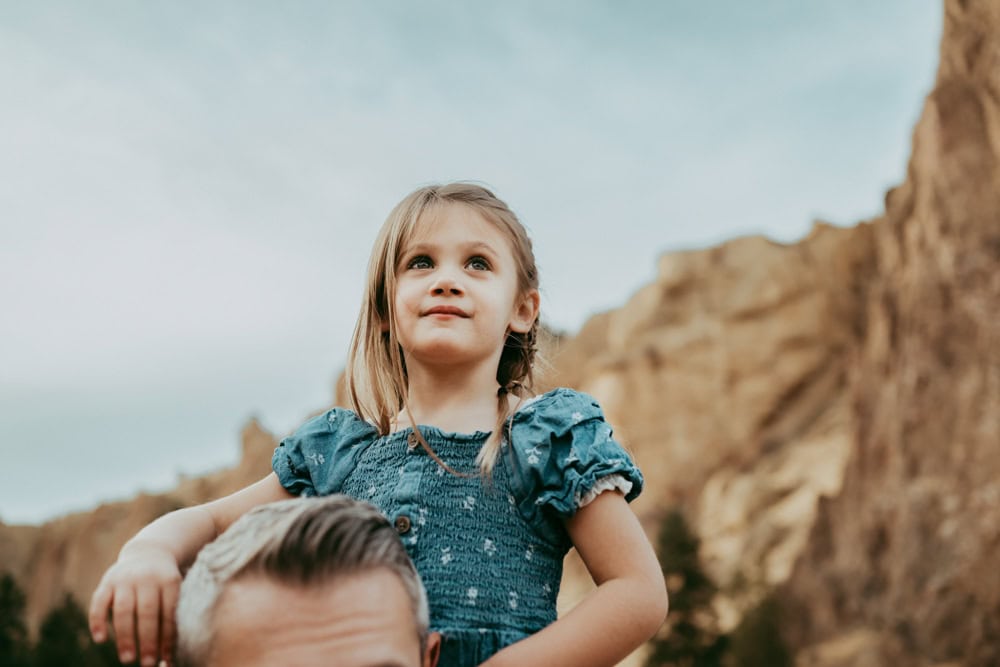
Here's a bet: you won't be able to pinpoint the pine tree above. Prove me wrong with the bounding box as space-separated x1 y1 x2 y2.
0 574 30 667
33 593 119 667
724 594 791 667
645 508 726 667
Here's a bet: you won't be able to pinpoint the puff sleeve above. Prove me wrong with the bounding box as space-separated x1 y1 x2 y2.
505 388 644 546
271 408 376 497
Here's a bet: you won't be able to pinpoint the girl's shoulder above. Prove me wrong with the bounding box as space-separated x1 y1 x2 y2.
503 387 643 545
509 387 608 431
291 406 379 444
271 407 380 497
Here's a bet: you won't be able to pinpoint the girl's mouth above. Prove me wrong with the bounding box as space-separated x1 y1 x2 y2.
423 306 469 317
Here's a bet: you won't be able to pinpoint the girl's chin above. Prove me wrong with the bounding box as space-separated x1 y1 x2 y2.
404 343 495 366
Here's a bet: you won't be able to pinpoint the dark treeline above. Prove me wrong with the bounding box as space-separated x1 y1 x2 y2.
644 508 792 667
0 574 119 667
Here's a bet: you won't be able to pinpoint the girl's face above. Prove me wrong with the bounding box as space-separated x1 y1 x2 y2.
392 204 538 374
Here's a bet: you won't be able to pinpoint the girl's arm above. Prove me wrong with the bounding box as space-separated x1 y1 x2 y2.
88 473 292 667
482 491 668 667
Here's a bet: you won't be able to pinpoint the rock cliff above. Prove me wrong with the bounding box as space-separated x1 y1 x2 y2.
783 0 1000 664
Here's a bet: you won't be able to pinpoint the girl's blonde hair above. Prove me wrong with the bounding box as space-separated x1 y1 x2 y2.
345 183 540 474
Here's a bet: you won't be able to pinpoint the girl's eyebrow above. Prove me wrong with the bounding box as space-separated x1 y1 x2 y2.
403 241 500 256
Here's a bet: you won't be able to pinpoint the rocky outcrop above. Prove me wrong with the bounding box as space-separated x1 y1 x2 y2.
552 224 873 510
782 1 1000 664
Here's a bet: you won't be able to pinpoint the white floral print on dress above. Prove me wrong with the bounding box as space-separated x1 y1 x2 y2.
462 496 476 511
508 591 519 610
524 446 542 465
483 538 497 556
466 587 478 605
440 547 453 565
306 452 326 466
571 411 584 422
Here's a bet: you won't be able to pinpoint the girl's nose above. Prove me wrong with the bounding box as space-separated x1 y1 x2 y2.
430 271 463 296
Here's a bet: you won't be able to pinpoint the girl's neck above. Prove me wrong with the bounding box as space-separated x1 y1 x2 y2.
397 363 505 434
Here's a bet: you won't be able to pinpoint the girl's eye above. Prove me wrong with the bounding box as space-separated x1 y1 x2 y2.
407 255 433 270
467 256 491 271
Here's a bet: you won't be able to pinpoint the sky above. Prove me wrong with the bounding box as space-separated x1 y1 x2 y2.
0 1 942 524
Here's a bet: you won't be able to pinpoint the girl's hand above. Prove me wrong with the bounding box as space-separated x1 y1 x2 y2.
89 542 182 667
87 474 293 665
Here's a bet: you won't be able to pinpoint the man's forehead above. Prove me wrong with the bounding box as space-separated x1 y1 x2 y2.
209 570 422 667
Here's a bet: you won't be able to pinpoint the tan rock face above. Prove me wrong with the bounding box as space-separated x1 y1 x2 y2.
784 1 1000 665
551 223 874 520
696 397 853 631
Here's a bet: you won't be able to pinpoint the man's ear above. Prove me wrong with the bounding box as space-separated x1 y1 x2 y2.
424 631 442 667
509 289 540 334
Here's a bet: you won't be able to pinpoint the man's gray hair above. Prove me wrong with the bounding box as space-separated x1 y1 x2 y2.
176 495 429 666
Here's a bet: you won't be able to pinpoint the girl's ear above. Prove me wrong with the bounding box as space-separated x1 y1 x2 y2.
509 289 540 334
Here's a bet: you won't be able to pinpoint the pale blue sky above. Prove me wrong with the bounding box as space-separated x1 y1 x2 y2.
0 1 941 523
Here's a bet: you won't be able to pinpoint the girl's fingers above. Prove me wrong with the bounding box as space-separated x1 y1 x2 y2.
112 585 138 664
88 579 113 642
135 584 162 666
159 579 180 666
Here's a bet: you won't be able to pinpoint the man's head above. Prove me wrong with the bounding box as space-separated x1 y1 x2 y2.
176 495 440 667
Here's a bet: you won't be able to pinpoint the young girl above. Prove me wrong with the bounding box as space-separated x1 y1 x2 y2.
89 183 667 667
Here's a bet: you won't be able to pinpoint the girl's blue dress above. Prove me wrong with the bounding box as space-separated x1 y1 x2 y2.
272 387 643 667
